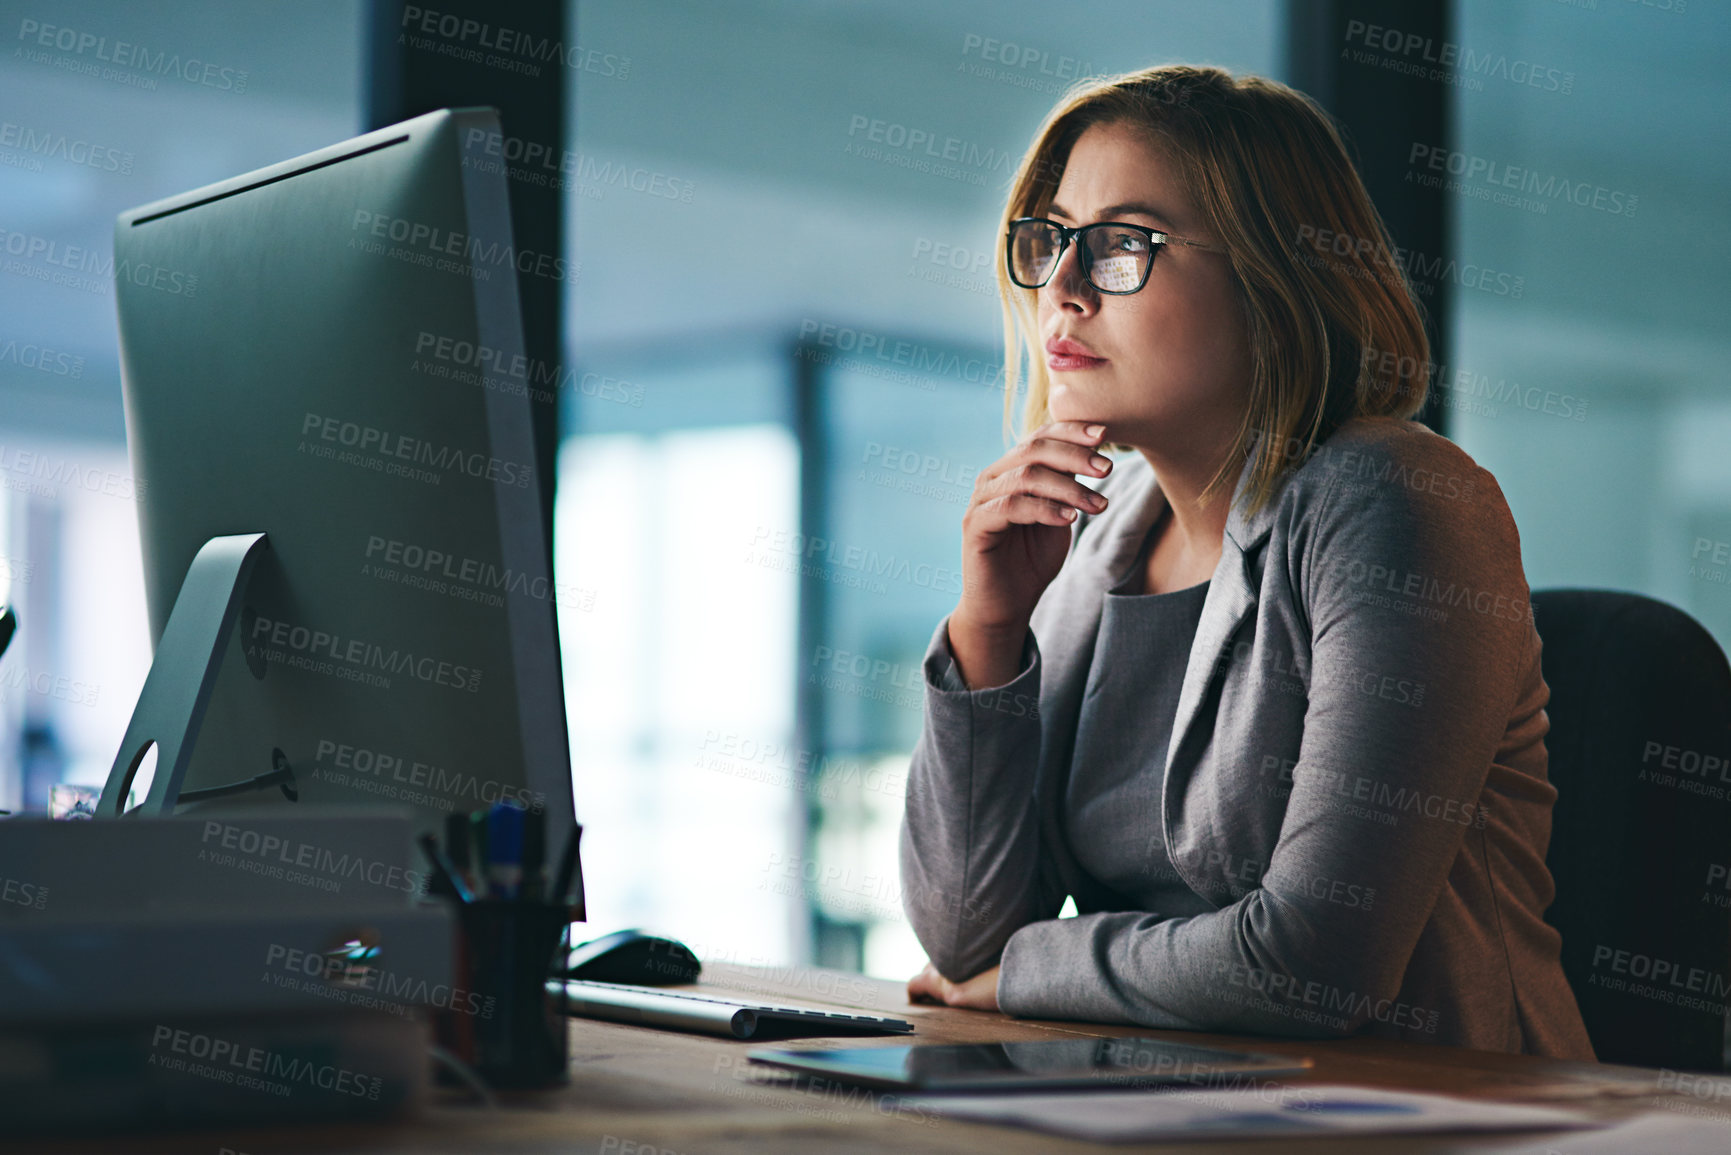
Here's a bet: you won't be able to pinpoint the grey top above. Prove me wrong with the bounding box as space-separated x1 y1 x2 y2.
903 417 1595 1059
1065 577 1214 915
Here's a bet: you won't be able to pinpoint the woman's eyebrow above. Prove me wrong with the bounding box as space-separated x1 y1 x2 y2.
1049 201 1177 229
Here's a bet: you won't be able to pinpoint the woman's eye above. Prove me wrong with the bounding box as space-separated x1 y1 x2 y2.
1107 233 1148 253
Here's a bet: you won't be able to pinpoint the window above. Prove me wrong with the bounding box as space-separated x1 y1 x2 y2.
557 351 803 964
1448 0 1731 652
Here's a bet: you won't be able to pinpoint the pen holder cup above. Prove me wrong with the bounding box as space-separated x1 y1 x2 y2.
436 900 572 1089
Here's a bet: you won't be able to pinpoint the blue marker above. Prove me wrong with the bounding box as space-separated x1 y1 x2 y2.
485 802 526 899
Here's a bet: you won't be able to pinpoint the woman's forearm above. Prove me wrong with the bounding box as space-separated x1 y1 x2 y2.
899 616 1062 979
996 898 1391 1037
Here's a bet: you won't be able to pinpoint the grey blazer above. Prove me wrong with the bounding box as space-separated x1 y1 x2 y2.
900 416 1595 1059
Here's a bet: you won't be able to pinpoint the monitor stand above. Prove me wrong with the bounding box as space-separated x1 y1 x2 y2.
98 532 272 817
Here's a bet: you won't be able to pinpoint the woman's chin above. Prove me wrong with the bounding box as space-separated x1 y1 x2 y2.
1048 386 1107 427
1047 384 1085 424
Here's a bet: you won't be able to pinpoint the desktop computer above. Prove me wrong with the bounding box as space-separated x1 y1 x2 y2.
98 107 573 851
0 109 588 1125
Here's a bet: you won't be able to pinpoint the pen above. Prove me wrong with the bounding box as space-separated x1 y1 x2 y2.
445 812 473 894
468 810 489 895
521 807 546 902
417 832 474 903
485 802 525 900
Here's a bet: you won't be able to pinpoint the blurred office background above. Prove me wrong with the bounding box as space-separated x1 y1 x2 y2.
0 0 1725 979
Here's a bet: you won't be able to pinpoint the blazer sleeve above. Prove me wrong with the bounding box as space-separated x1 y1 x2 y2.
899 614 1068 981
995 452 1530 1035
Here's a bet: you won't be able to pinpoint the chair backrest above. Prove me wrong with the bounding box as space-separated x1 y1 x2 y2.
1532 588 1731 1071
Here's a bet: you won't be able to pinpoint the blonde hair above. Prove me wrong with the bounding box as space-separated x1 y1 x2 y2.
998 65 1430 517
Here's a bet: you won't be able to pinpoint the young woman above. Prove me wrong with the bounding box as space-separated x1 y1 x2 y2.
899 65 1593 1059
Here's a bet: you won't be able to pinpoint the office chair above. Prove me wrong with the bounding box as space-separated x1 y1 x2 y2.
1532 588 1731 1071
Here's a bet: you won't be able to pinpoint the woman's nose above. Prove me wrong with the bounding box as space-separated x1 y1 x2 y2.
1044 239 1097 313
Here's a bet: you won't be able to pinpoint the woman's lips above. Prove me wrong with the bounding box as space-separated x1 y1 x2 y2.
1045 337 1106 371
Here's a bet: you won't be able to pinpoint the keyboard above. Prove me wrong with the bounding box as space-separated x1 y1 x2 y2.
549 979 915 1040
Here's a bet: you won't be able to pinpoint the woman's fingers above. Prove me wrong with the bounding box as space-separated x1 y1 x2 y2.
906 962 949 1005
971 426 1112 516
976 422 1111 491
968 491 1081 533
906 962 999 1011
1003 461 1108 511
1027 419 1109 451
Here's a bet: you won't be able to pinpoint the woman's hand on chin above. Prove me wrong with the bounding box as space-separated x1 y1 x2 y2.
907 962 1000 1011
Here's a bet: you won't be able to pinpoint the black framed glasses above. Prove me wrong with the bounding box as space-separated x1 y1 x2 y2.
1005 217 1224 295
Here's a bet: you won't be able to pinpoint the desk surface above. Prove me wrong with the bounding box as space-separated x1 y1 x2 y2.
16 963 1727 1154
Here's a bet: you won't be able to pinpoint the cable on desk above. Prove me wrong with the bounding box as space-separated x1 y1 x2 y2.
429 1044 498 1109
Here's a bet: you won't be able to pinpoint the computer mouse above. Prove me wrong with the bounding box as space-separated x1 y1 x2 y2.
564 928 702 986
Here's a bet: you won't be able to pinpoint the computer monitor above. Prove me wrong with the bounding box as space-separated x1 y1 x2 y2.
98 108 574 851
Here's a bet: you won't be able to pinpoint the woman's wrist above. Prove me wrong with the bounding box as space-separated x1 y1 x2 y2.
946 609 1030 691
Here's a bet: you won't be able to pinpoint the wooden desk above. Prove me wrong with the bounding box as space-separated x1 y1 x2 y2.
16 963 1728 1153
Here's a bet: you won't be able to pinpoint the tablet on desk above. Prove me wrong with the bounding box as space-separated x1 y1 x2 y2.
746 1037 1313 1092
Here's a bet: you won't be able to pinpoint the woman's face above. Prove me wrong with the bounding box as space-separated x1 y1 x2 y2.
1037 120 1252 453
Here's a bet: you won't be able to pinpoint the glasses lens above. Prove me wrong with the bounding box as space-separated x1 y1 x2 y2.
1009 221 1062 287
1082 226 1154 293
